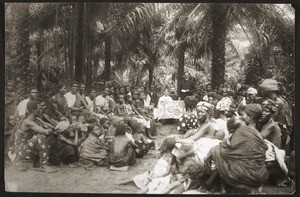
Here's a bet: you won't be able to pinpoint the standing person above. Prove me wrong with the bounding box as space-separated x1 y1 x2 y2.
180 72 196 100
14 101 56 173
16 87 39 118
49 83 70 120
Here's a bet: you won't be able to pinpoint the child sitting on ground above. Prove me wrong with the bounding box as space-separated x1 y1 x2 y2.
49 121 79 166
78 119 110 166
133 137 176 194
132 123 154 158
113 94 128 117
108 123 138 167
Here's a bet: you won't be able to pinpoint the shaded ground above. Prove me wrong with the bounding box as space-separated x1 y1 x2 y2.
4 123 295 194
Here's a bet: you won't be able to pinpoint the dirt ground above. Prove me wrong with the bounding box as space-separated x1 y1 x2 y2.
4 123 296 194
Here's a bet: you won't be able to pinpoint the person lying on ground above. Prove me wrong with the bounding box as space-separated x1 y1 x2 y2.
14 100 56 173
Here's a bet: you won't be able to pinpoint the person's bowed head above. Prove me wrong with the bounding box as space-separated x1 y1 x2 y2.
227 117 242 134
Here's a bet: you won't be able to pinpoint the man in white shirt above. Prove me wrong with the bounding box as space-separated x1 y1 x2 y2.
16 87 39 117
65 82 89 117
95 87 115 116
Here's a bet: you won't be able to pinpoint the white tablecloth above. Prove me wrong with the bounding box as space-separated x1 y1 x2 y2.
154 100 186 120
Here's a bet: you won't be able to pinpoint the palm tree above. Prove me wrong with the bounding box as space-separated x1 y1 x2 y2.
159 3 294 90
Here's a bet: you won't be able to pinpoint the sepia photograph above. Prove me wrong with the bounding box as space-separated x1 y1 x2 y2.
4 2 296 194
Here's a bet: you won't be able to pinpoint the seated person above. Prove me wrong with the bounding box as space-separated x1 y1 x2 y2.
132 123 154 158
16 87 39 119
169 87 179 100
260 99 282 149
49 83 70 121
14 101 56 173
49 122 79 166
134 138 176 194
113 94 128 117
65 82 90 118
108 123 138 167
78 118 111 166
206 105 269 193
95 87 115 116
172 102 224 164
184 92 199 112
177 113 198 134
213 97 232 139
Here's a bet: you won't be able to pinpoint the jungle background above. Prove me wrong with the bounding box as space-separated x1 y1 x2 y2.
5 3 295 104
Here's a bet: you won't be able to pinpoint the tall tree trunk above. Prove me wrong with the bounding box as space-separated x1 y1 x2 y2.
177 42 186 98
63 6 69 82
86 36 92 87
102 36 112 82
13 3 30 93
55 4 59 68
74 3 85 82
36 30 43 92
210 4 228 89
148 53 156 88
86 5 93 88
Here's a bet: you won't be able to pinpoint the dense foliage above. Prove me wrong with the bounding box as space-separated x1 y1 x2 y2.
5 3 295 101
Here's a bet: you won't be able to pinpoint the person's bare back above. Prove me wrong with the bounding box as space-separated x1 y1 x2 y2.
112 136 132 155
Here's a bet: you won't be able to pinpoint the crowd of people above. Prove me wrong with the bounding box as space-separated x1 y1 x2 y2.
4 72 295 193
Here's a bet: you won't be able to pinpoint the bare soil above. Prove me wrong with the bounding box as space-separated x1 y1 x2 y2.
4 123 295 194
